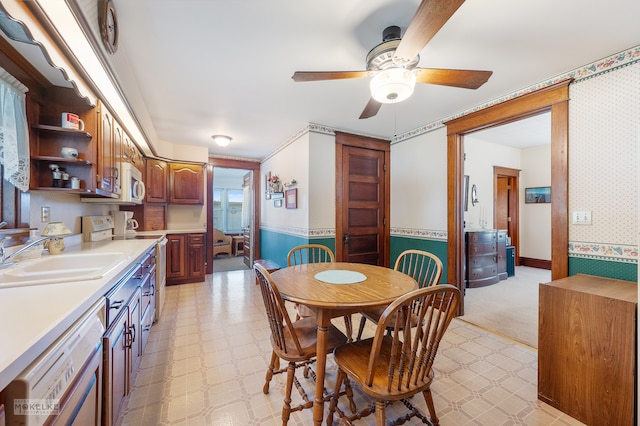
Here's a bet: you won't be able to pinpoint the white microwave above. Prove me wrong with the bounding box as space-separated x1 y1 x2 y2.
81 162 145 205
119 162 146 204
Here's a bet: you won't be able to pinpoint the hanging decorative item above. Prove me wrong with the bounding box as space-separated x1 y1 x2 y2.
285 188 297 209
268 173 281 192
284 179 297 187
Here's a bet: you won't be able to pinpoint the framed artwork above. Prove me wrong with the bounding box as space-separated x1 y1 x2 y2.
274 199 283 208
285 188 297 209
525 186 551 203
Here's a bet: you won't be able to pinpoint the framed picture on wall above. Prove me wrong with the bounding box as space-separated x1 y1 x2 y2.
285 188 297 209
525 186 551 203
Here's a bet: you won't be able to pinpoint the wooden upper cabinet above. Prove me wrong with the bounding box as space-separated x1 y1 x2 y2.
145 158 168 203
97 104 116 195
169 162 205 204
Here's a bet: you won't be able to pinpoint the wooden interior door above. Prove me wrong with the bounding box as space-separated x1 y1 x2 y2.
335 131 390 266
494 167 520 265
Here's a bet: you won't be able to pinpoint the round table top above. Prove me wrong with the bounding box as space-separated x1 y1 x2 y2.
271 262 417 309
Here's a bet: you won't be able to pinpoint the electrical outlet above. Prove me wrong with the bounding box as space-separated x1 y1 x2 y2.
572 210 591 225
41 206 50 223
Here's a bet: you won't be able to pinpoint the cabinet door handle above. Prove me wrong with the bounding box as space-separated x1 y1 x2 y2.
110 300 124 310
127 324 136 348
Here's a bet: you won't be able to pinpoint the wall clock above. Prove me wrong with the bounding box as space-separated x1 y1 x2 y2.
100 0 118 54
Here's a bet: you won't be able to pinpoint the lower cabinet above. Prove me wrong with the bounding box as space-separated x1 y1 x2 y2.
465 230 499 287
538 274 637 425
167 233 205 285
103 293 133 426
102 247 155 426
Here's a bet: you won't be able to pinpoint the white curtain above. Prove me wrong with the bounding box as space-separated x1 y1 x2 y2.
0 66 29 192
241 185 251 228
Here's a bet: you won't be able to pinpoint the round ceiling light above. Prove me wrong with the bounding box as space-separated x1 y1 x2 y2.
212 135 232 147
369 68 416 104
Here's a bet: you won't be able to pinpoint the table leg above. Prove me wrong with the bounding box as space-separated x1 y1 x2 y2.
313 310 331 425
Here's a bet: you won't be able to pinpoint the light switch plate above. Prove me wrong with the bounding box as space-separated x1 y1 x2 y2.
572 210 591 225
41 206 50 222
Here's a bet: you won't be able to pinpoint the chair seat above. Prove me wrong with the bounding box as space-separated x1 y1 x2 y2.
295 304 315 318
333 335 434 401
272 316 347 362
360 306 422 331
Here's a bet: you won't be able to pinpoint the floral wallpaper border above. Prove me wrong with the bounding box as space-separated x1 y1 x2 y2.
263 225 637 264
568 242 638 263
391 227 448 241
260 224 334 238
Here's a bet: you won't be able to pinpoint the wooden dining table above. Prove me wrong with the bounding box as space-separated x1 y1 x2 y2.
271 262 417 425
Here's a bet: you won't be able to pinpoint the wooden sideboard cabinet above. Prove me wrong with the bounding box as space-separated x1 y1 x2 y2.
538 274 637 425
465 230 499 287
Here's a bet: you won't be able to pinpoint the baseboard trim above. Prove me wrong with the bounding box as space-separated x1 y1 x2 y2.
519 257 551 270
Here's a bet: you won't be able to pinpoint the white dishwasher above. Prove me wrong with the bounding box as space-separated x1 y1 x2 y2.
4 299 105 426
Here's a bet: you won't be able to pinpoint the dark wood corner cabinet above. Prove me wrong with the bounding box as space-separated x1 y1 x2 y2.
465 229 500 287
166 233 206 285
538 274 637 425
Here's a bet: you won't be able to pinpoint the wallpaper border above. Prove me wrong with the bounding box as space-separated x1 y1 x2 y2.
260 224 335 238
261 226 638 264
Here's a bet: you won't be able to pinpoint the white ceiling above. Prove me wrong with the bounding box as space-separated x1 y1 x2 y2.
108 0 639 160
5 0 640 160
465 112 551 149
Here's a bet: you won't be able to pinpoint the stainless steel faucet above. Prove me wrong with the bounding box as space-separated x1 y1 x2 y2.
0 236 49 269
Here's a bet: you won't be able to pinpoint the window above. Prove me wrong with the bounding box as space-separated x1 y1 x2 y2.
213 188 244 233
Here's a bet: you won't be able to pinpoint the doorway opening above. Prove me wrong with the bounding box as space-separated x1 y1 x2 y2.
207 158 261 274
445 80 571 314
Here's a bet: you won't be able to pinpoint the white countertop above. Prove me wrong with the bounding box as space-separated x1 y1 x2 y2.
0 237 158 391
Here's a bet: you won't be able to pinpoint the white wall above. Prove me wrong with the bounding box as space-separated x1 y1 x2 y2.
520 145 551 260
463 139 522 230
308 132 336 230
391 127 447 233
28 192 113 235
260 133 310 233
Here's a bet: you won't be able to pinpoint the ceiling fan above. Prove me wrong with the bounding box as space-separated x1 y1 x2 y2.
292 0 493 119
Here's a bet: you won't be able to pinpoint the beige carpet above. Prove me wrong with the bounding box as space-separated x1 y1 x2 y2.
459 266 551 348
212 255 249 272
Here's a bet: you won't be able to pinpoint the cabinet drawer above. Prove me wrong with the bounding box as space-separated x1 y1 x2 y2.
468 253 497 268
466 231 497 243
468 242 497 255
189 233 204 244
105 270 138 328
468 264 499 281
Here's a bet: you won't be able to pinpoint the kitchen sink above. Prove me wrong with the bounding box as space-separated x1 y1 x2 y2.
0 252 128 288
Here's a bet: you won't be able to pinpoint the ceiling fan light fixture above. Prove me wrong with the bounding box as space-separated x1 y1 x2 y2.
370 68 416 104
212 134 232 147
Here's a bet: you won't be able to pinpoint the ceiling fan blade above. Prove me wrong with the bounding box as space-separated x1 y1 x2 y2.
292 70 369 82
414 68 492 89
359 98 383 119
393 0 465 65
